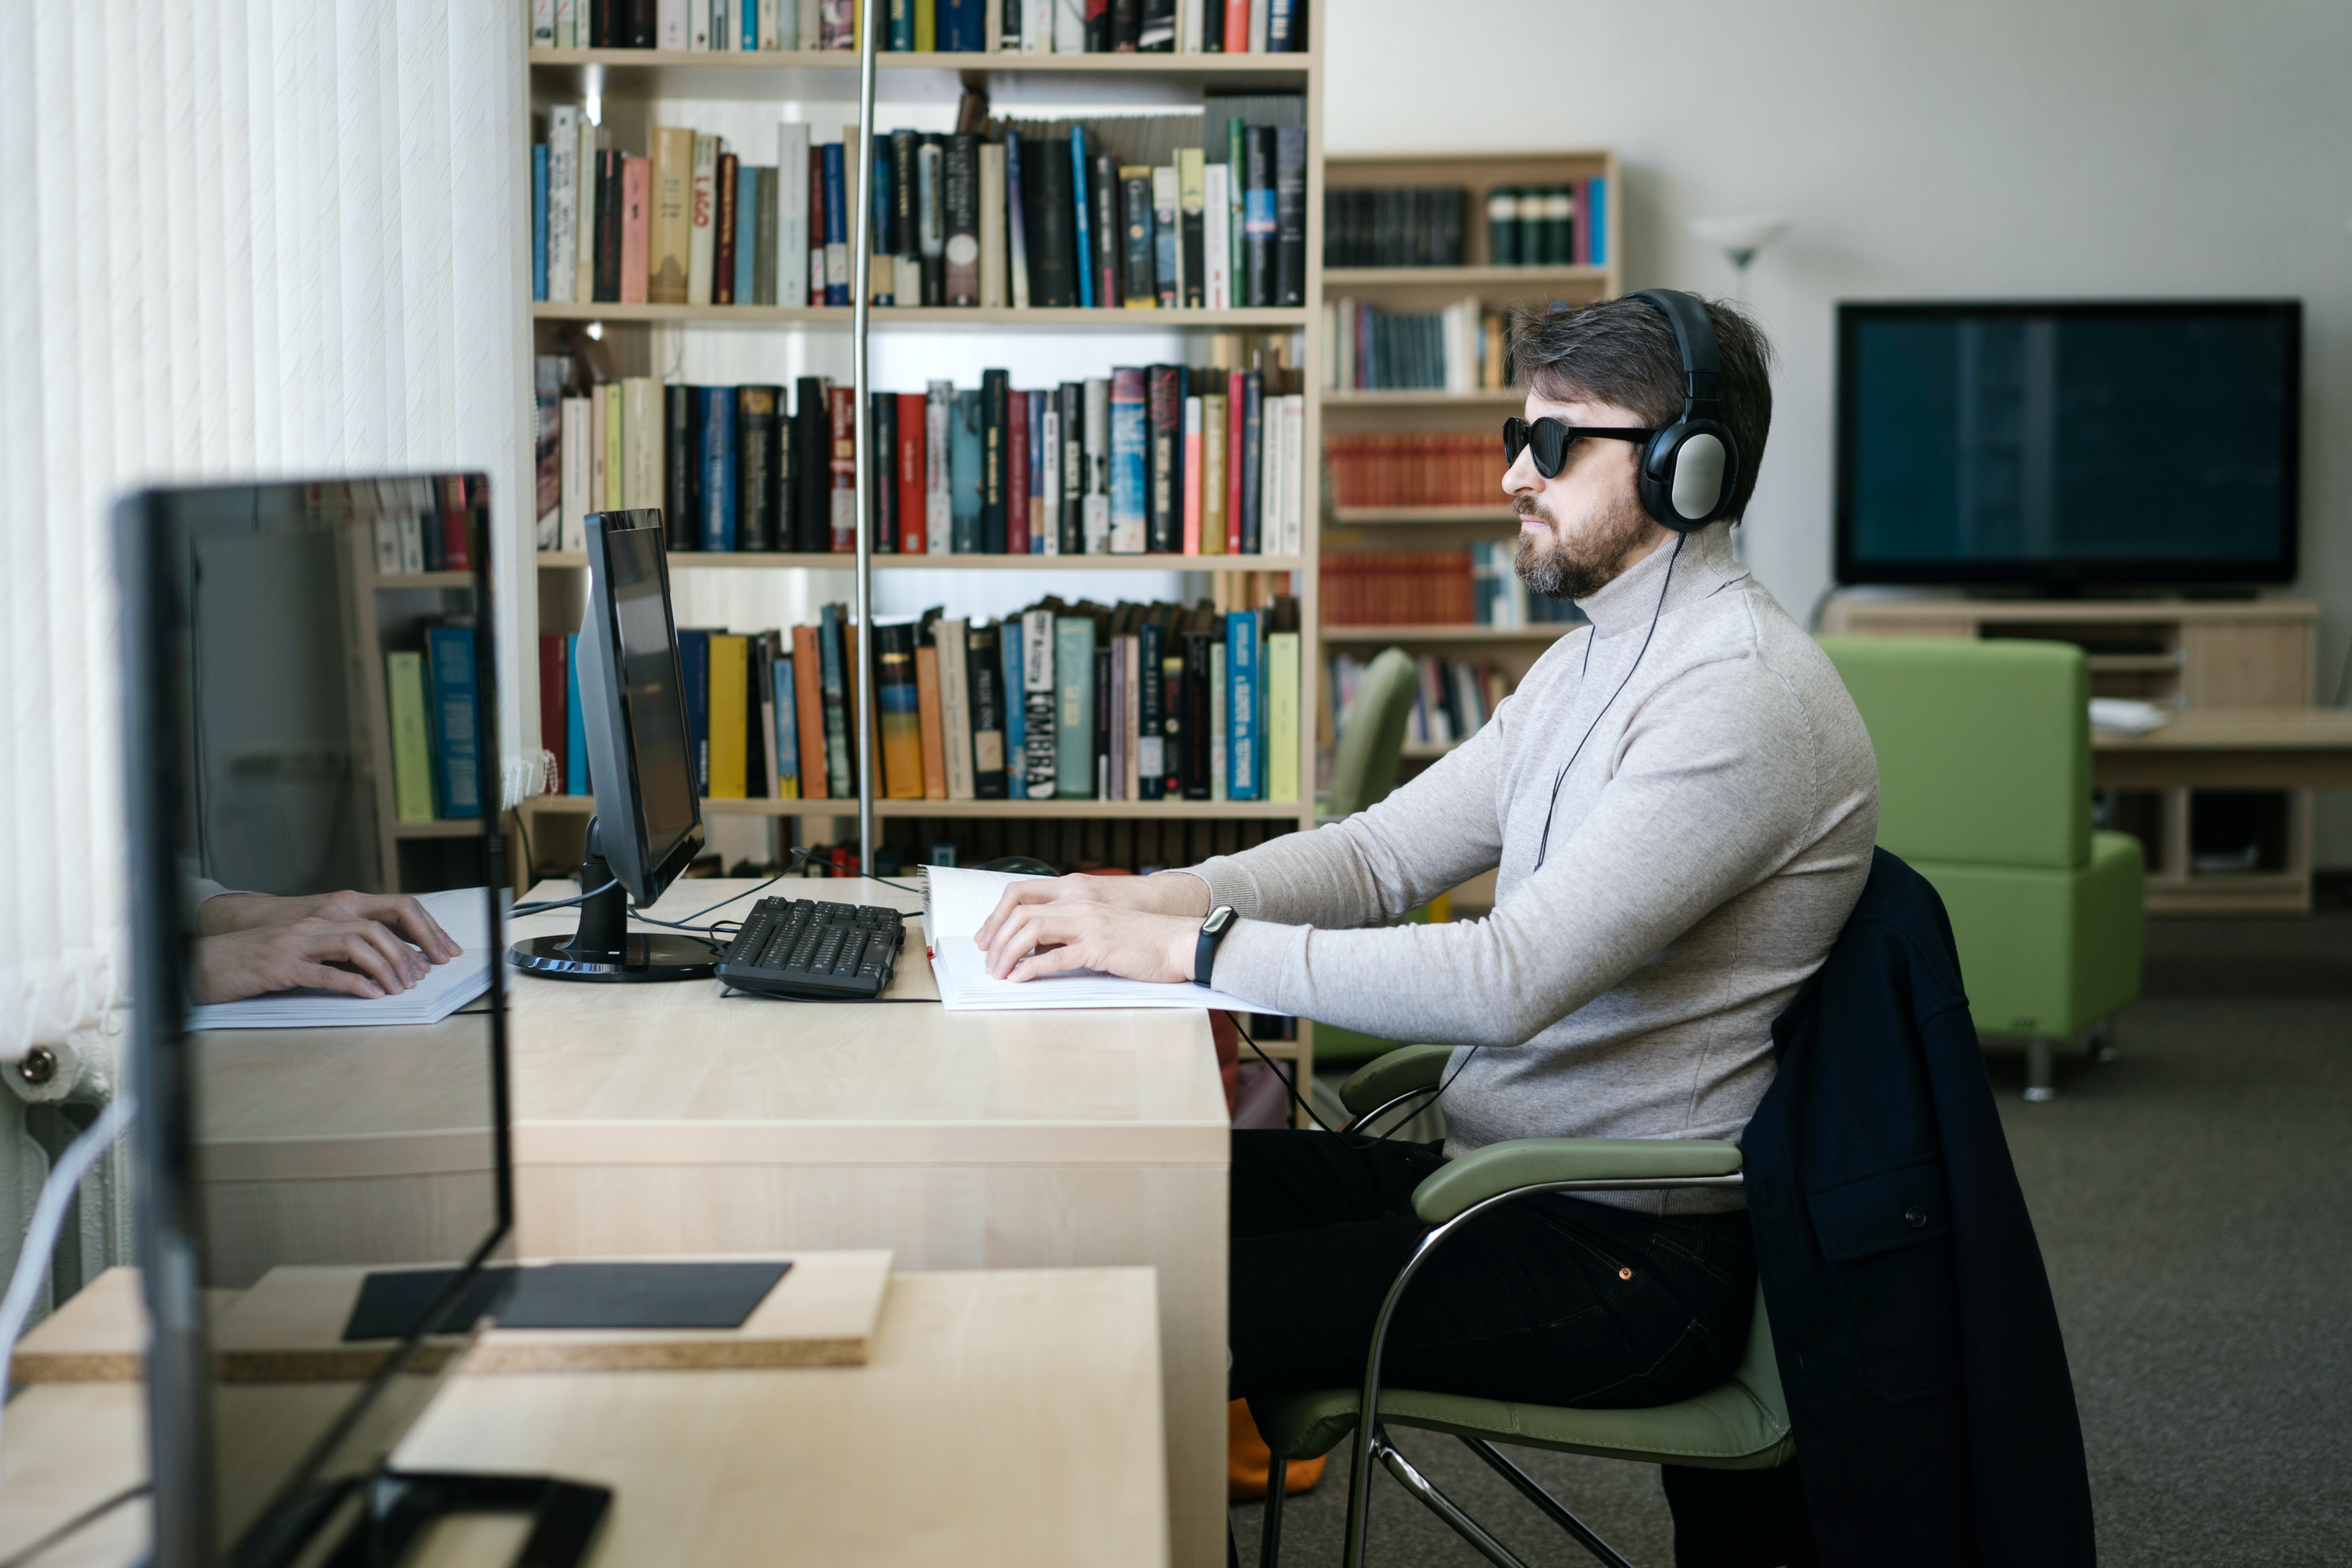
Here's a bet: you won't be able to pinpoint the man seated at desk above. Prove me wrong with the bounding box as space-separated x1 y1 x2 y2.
976 293 1879 1424
185 873 459 1004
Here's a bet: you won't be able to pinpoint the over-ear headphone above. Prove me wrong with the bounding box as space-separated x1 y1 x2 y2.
1630 288 1741 531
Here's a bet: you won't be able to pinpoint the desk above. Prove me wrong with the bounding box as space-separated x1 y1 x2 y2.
0 1267 1168 1568
502 878 1228 1568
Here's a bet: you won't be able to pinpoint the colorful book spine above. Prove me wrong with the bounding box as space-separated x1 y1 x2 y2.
1266 626 1299 801
698 386 738 549
386 652 437 822
1108 367 1147 552
531 144 549 301
1053 616 1094 799
877 624 925 799
822 142 849 305
1181 394 1203 553
565 634 590 793
1022 608 1057 798
1226 608 1259 800
772 652 801 799
709 633 748 797
1000 618 1026 799
1069 128 1095 309
424 626 483 819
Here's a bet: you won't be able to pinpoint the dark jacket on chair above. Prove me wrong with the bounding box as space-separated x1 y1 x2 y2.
1740 849 2096 1567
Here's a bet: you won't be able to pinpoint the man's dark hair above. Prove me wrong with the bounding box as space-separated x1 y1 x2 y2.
1509 294 1776 523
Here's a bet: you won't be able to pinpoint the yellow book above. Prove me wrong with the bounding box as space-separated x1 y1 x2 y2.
1266 629 1300 802
603 383 624 510
709 634 748 798
385 652 436 822
915 0 935 50
649 127 695 305
624 375 663 509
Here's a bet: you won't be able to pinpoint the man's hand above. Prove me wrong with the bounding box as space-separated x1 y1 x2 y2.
190 918 440 1005
977 895 1204 985
973 870 1210 956
198 890 460 963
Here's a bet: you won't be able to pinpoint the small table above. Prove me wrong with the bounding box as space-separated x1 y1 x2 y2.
0 1268 1168 1568
2091 706 2352 789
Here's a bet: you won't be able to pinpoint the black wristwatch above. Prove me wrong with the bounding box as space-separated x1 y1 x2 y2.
1194 905 1237 989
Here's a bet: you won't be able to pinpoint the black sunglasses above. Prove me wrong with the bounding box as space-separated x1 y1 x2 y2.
1503 417 1655 480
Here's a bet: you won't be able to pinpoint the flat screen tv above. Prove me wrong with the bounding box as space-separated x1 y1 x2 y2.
1834 300 2300 589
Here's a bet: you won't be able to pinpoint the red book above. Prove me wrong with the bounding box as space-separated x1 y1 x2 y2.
712 153 738 305
896 391 928 552
620 155 650 306
438 475 473 570
827 384 857 550
1222 0 1249 51
809 147 827 306
1226 370 1246 553
1005 387 1029 556
538 633 568 793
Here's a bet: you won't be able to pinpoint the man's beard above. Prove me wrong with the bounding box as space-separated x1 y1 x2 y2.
1514 491 1657 602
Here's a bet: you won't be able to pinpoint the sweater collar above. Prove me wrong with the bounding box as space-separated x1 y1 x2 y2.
1572 520 1745 639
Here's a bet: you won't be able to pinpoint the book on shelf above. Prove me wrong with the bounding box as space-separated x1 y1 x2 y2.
1323 186 1466 268
1324 296 1504 392
531 0 1308 52
1327 650 1519 751
530 100 1306 313
386 652 438 823
1325 432 1504 508
425 625 484 820
365 474 482 576
1320 543 1581 628
1482 179 1607 268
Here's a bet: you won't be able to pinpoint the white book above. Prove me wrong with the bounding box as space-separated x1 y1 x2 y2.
560 397 590 551
588 385 608 513
1257 393 1283 556
1281 394 1305 554
798 0 820 48
1039 403 1060 550
532 0 555 47
625 377 663 508
690 0 710 47
1180 0 1200 51
555 0 578 47
936 618 976 799
547 107 579 304
395 513 425 574
1021 0 1052 49
978 144 1007 308
659 0 687 47
758 0 782 48
926 380 952 553
776 123 810 306
573 122 598 303
712 0 730 49
1202 163 1231 310
1249 0 1267 51
686 134 719 304
374 515 401 573
1053 0 1085 52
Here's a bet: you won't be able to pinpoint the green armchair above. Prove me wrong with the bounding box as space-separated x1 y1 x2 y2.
1816 635 2144 1098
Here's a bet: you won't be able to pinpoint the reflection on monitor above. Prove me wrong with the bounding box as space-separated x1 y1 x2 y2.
118 477 513 1567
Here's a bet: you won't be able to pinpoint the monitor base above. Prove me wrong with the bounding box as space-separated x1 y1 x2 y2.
508 932 717 982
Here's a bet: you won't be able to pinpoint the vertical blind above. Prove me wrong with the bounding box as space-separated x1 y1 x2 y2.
0 0 536 1059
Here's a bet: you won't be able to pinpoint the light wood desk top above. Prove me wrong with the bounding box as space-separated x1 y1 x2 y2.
0 1268 1168 1568
502 877 1230 1168
2092 706 2352 788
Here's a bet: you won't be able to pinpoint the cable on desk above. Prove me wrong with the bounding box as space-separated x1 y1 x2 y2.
511 878 619 915
0 1483 151 1568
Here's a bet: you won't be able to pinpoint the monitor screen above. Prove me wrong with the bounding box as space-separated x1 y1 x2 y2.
600 522 699 873
119 478 509 1568
1835 301 2300 585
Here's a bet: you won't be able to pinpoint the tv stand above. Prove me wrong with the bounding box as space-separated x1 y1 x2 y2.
1821 592 2324 913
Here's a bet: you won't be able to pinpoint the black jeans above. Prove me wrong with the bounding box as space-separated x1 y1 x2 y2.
1229 1130 1756 1410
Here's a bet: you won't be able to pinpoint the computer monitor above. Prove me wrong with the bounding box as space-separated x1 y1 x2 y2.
506 509 713 982
118 476 597 1567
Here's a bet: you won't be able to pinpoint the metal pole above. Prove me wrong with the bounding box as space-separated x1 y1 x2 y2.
851 0 881 878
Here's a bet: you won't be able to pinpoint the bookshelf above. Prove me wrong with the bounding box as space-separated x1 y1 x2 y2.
1316 147 1620 788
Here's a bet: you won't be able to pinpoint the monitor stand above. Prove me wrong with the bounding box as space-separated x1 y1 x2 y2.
507 822 717 982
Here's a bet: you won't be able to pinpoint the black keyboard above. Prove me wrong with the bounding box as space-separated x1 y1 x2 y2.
715 898 907 1001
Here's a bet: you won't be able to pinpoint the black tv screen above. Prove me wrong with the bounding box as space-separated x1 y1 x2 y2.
1835 301 2300 587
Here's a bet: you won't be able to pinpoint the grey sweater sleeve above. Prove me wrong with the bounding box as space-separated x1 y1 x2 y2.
1193 658 1819 1045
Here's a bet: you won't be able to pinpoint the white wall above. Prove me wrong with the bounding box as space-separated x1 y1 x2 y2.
1326 0 2352 863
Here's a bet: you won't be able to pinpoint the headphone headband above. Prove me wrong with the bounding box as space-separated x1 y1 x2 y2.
1631 288 1726 418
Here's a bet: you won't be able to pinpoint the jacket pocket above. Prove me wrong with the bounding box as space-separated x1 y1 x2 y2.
1807 1157 1962 1402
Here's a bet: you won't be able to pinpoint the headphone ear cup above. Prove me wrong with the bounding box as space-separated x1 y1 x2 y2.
1640 421 1738 529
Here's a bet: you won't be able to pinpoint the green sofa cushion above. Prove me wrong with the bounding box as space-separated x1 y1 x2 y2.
1254 1285 1792 1472
1911 830 2145 1040
1817 636 2091 870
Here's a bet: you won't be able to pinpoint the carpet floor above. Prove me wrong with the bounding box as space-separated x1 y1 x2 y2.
1228 909 2352 1567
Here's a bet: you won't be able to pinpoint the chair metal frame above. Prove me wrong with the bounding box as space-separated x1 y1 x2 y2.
1249 1090 1762 1568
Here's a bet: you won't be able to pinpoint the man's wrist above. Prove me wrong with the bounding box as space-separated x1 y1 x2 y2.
1149 870 1214 919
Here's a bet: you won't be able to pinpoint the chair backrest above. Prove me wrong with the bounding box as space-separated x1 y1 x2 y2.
1325 646 1421 820
1816 635 2091 870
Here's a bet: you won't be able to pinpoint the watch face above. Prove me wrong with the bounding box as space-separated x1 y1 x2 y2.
1205 906 1236 935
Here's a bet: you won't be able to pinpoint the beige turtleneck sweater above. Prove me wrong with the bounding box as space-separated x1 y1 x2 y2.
1188 521 1879 1212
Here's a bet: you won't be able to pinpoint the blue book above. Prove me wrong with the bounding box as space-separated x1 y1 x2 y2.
743 0 758 48
772 654 801 798
888 0 912 49
1108 368 1146 552
531 145 549 302
950 388 983 552
424 626 483 819
697 386 738 550
1000 623 1026 799
734 166 759 305
1226 610 1260 801
1587 177 1606 266
942 0 981 49
1069 129 1095 309
821 143 849 306
677 629 712 799
1266 0 1295 50
871 152 892 303
565 634 590 796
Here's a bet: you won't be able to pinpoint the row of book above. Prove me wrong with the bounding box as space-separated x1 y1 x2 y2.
539 596 1304 806
528 0 1307 52
385 626 485 822
1487 183 1606 267
1325 433 1500 510
1324 298 1510 393
531 362 1308 557
1323 543 1588 629
531 101 1307 312
1323 187 1466 269
363 476 485 575
1329 651 1514 750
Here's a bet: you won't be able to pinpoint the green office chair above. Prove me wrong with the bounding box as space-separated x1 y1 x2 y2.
1816 637 2144 1098
1322 647 1421 821
1247 1046 1795 1568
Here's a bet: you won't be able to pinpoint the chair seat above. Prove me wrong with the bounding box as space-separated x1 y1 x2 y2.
1254 1286 1794 1473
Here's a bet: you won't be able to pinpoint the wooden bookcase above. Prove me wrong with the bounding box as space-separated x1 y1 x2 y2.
513 40 1327 1086
1820 594 2324 913
1315 148 1620 865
